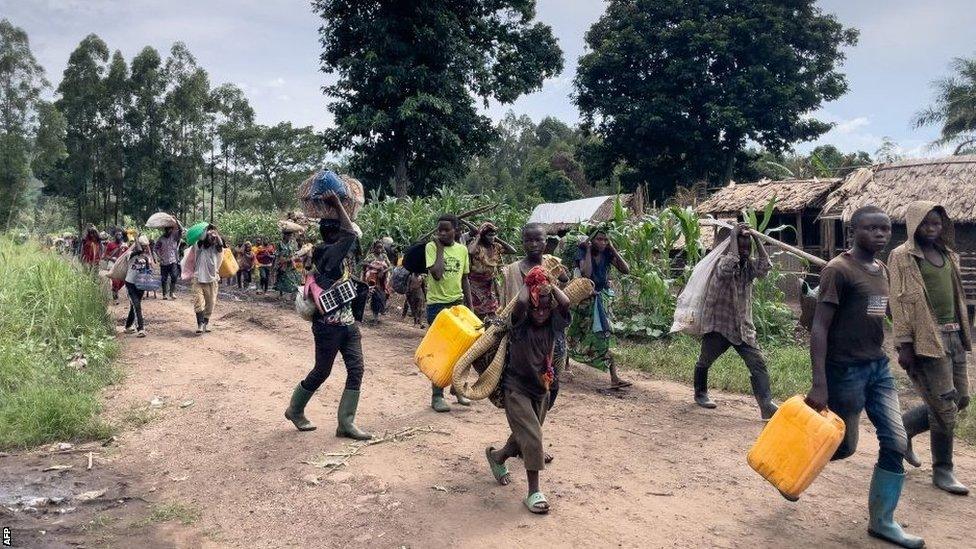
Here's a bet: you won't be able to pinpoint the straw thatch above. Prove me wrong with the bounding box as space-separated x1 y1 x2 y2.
821 156 976 223
696 178 842 216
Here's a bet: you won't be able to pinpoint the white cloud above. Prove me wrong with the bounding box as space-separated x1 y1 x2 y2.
266 77 286 88
833 116 869 134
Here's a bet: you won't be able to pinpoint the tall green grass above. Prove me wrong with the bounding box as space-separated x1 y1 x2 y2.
0 237 120 449
617 335 811 399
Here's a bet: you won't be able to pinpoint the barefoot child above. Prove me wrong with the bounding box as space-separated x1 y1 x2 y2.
485 266 570 514
693 222 778 420
806 205 923 548
891 201 970 495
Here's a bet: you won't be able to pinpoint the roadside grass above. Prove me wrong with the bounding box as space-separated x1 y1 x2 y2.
0 237 121 449
617 334 811 400
617 334 976 446
135 502 201 527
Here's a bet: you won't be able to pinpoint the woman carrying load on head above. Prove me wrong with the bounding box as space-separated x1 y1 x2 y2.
362 239 392 323
567 226 631 390
284 191 372 440
467 222 517 320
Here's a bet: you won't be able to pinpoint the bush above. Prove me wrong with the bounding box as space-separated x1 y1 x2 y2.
0 237 120 449
357 186 533 246
214 209 282 245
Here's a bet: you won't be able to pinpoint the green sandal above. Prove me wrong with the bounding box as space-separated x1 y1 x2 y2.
524 491 550 514
485 447 511 485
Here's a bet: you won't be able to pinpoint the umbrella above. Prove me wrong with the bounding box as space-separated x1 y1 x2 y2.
185 222 210 246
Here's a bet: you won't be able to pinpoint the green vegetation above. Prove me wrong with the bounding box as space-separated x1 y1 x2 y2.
0 237 120 449
617 335 811 400
136 502 201 527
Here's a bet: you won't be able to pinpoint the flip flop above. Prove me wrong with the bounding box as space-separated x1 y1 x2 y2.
485 447 511 485
524 491 550 514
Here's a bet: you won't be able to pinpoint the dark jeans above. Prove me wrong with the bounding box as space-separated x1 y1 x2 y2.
695 332 771 392
237 268 252 289
125 281 145 330
827 357 908 474
302 322 364 392
259 266 272 292
426 300 463 325
160 263 178 295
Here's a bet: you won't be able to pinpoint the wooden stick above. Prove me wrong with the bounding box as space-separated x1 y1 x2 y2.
700 218 828 267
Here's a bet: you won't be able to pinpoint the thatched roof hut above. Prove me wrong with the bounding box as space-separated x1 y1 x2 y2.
696 178 842 217
821 156 976 223
695 178 844 259
822 155 976 304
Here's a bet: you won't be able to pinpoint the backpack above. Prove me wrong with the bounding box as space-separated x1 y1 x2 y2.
402 242 428 274
391 266 411 295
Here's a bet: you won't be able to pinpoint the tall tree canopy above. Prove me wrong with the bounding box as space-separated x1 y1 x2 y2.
574 0 858 198
0 18 59 229
914 56 976 155
314 0 563 197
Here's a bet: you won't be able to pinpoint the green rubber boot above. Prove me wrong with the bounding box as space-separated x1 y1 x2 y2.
431 384 451 413
867 467 925 548
336 389 372 440
284 383 316 431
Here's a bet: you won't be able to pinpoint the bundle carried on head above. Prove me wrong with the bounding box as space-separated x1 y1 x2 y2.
451 264 594 401
297 169 365 221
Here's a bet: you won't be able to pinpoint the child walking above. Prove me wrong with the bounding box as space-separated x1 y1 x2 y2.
806 205 923 548
485 266 570 514
425 214 472 412
693 222 778 419
467 222 516 320
890 200 970 496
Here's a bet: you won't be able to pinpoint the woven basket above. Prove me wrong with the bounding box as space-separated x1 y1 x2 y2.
452 277 594 400
297 172 365 220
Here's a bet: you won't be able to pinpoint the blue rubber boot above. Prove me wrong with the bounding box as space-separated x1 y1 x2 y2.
867 467 925 548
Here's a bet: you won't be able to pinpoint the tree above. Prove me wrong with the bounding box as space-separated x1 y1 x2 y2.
210 83 254 211
55 34 109 227
101 50 130 224
246 122 323 209
914 56 976 154
315 0 563 197
574 0 858 199
0 18 49 228
161 42 210 220
125 46 168 221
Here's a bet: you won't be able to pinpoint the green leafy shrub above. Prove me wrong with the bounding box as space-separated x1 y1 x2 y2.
0 237 120 449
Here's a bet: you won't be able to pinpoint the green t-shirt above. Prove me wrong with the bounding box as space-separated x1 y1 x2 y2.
425 242 469 304
919 252 956 324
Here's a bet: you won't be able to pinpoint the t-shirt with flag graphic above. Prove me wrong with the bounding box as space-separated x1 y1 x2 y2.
818 252 890 363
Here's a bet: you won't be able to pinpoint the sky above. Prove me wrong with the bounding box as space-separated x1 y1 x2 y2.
4 0 975 158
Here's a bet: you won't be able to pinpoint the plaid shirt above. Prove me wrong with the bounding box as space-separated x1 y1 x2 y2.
699 249 771 347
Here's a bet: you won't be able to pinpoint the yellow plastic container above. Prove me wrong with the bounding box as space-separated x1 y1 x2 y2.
218 247 239 278
747 395 845 499
415 305 485 388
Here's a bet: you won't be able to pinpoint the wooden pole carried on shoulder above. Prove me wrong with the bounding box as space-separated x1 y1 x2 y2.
700 217 828 267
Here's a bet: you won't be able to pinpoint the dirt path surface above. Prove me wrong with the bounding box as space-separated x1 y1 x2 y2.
5 291 976 548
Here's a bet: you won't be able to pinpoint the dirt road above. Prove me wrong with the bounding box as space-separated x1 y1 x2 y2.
4 291 976 548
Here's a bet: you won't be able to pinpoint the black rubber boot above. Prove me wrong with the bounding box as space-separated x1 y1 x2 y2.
901 405 929 468
203 317 211 333
750 373 779 420
431 384 451 413
195 311 204 333
336 389 372 440
931 430 969 495
693 367 716 409
284 383 317 431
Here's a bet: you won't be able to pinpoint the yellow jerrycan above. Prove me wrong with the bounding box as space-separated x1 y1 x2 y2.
747 395 845 500
415 305 484 388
